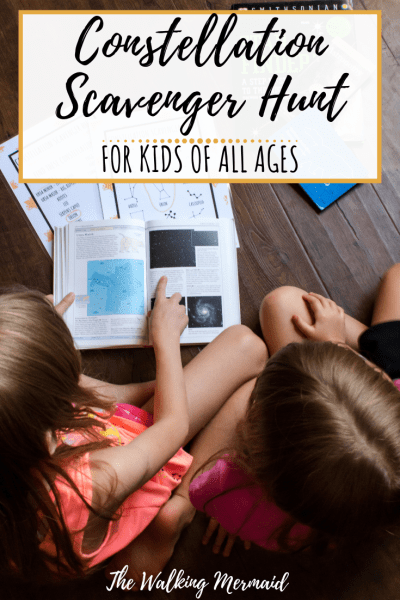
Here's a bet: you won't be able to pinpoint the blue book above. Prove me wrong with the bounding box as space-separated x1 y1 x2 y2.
299 184 357 210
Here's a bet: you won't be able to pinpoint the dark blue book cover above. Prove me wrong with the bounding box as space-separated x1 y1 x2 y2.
299 183 357 210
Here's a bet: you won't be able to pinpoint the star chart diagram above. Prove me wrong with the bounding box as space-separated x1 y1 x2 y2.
87 259 144 316
114 183 218 222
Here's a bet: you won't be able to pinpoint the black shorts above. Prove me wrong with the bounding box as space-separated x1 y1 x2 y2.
359 321 400 380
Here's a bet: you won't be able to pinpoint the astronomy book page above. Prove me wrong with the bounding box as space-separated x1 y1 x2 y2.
61 219 148 349
145 218 241 345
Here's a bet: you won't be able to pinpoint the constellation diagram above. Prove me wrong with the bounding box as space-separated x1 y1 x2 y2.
130 209 145 221
187 188 204 218
189 208 205 218
153 184 170 202
114 183 221 222
124 184 138 208
187 189 202 200
123 184 171 210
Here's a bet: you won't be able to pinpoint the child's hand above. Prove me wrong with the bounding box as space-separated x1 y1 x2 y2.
292 292 346 344
150 276 188 348
202 517 251 557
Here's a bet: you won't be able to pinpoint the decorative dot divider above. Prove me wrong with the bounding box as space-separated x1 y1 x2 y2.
102 139 299 143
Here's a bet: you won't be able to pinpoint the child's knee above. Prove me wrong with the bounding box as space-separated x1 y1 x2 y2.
383 263 400 284
260 286 306 321
224 325 268 372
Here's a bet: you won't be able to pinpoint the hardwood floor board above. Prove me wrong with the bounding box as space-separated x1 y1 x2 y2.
82 345 204 386
0 3 18 140
372 171 400 236
0 227 50 290
357 0 400 63
370 40 400 232
379 55 400 207
0 183 52 290
167 513 315 600
272 183 387 322
231 183 327 329
335 184 399 269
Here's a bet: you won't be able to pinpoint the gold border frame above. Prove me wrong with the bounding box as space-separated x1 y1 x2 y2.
19 10 382 184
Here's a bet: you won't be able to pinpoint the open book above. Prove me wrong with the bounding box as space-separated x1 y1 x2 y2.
54 218 240 349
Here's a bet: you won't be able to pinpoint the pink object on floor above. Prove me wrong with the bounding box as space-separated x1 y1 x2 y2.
189 457 311 552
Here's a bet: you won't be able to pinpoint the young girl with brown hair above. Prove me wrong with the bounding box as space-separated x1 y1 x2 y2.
188 264 400 556
0 277 267 583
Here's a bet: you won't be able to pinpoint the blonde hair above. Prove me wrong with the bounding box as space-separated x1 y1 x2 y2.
235 342 400 548
0 290 115 581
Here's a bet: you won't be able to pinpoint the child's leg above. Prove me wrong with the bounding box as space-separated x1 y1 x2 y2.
177 376 258 498
105 377 259 588
79 374 156 408
141 325 267 444
81 325 266 442
371 263 400 325
260 286 368 355
105 328 266 585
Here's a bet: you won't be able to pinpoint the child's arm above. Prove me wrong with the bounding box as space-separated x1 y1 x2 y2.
48 292 157 408
79 374 156 408
88 276 189 513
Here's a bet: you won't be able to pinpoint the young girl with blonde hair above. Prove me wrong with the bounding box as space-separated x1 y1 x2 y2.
188 264 400 556
0 277 267 583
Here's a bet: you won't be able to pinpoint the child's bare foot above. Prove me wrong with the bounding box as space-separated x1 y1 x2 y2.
105 492 195 591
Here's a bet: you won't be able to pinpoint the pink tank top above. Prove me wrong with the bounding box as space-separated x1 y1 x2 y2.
40 404 192 568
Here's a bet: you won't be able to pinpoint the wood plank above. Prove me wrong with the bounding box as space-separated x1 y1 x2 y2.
338 184 400 264
0 179 52 291
357 0 400 63
0 1 18 140
232 182 327 329
271 183 388 322
372 38 400 229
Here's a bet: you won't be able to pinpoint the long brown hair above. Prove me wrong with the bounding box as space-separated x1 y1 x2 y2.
198 341 400 553
234 342 400 549
0 290 116 582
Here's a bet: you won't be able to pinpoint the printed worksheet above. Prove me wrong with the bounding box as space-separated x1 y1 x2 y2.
116 183 218 221
99 182 239 246
0 135 53 255
0 135 104 256
8 150 103 229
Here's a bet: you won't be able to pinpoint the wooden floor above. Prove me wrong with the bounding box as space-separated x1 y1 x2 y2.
0 0 400 598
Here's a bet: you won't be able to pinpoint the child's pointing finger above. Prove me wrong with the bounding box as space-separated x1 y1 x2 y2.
155 276 168 302
54 292 75 316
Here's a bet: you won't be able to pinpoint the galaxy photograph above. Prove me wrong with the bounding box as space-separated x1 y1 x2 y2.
187 296 223 328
